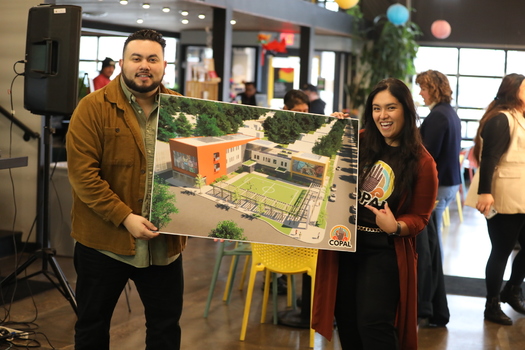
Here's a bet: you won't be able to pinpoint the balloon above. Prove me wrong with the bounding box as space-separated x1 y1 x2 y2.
335 0 359 10
431 20 452 39
386 4 409 26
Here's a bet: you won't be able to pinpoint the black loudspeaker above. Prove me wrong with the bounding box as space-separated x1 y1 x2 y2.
24 4 82 116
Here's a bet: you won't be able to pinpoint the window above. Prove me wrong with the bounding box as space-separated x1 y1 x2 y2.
79 35 178 91
413 46 525 147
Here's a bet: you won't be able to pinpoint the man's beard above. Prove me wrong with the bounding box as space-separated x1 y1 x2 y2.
122 71 161 93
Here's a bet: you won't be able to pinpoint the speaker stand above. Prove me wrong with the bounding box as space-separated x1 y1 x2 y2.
0 114 77 314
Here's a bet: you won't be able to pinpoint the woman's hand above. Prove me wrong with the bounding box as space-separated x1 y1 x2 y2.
476 193 495 216
365 202 398 234
331 112 349 119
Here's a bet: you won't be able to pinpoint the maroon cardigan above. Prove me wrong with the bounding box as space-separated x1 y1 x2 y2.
312 145 438 350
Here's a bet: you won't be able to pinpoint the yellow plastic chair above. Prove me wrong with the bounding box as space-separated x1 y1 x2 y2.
443 153 465 226
443 191 463 226
239 243 318 348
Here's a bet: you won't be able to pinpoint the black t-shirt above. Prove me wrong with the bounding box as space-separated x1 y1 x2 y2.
357 145 402 228
237 92 256 106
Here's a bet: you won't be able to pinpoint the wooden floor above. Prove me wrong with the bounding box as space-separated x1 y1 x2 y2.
1 203 525 349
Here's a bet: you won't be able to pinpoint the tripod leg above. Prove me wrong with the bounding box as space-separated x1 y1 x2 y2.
46 252 77 314
0 253 39 287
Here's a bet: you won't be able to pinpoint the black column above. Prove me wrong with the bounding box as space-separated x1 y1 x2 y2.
299 26 314 88
212 7 233 101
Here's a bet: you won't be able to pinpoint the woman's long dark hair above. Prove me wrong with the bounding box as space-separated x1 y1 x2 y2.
472 73 525 163
359 78 423 212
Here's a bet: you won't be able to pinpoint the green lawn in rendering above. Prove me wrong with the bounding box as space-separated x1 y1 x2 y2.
232 173 305 206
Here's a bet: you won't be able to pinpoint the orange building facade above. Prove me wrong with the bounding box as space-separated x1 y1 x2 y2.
169 134 258 185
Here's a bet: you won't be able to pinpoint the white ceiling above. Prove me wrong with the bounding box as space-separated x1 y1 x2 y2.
56 0 311 35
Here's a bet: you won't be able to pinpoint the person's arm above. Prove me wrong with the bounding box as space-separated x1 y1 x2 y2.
478 113 510 194
66 97 134 229
420 111 447 160
475 113 510 215
396 150 439 237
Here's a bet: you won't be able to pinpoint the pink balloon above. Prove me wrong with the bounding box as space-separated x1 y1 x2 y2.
431 20 451 39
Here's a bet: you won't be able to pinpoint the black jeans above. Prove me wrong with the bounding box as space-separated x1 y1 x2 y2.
486 213 525 298
335 232 400 350
416 211 450 325
73 242 184 350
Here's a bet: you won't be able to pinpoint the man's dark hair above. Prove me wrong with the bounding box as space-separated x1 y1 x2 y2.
123 29 166 56
301 83 318 93
283 89 309 110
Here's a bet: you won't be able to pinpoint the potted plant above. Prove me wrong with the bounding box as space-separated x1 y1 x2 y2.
345 5 422 116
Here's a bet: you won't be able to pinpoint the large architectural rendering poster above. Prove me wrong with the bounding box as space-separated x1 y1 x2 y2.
151 95 359 252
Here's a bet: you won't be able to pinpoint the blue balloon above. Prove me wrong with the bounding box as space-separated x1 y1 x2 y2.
387 4 409 26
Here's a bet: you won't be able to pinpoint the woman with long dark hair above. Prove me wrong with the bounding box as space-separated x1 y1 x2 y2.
313 78 438 349
466 73 525 325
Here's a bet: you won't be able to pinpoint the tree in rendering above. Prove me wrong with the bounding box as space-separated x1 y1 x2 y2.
209 220 247 240
150 176 179 229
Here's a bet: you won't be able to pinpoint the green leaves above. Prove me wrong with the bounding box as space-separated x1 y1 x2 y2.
346 7 422 112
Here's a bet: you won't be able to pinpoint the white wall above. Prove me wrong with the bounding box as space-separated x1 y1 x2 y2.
0 1 48 242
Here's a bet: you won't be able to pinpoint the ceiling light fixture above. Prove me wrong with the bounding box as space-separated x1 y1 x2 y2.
137 18 144 24
181 19 189 24
119 0 128 5
162 7 170 13
230 19 237 25
180 10 189 16
198 13 206 19
141 3 150 9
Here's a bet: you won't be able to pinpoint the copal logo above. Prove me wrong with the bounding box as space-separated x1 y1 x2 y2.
328 225 353 248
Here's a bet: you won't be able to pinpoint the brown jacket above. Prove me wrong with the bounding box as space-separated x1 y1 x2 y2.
66 75 187 256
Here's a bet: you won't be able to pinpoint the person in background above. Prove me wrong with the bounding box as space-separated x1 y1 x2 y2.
414 69 460 327
313 78 438 350
466 73 525 325
283 89 310 112
416 70 462 254
66 29 187 349
301 83 326 114
93 57 116 90
234 81 257 105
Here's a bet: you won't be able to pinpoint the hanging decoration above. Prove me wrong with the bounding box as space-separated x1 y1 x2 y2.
258 33 287 66
262 39 287 54
257 33 272 45
386 3 409 26
335 0 359 10
431 20 451 39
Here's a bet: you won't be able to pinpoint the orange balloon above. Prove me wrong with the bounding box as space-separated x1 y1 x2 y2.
431 20 451 39
335 0 359 10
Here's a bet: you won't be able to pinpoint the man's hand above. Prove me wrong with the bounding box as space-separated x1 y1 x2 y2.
122 213 159 240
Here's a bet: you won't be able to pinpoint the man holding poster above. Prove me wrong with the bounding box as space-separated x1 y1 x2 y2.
66 29 187 350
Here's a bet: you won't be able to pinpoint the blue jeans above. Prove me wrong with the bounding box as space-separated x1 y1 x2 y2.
433 184 460 258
